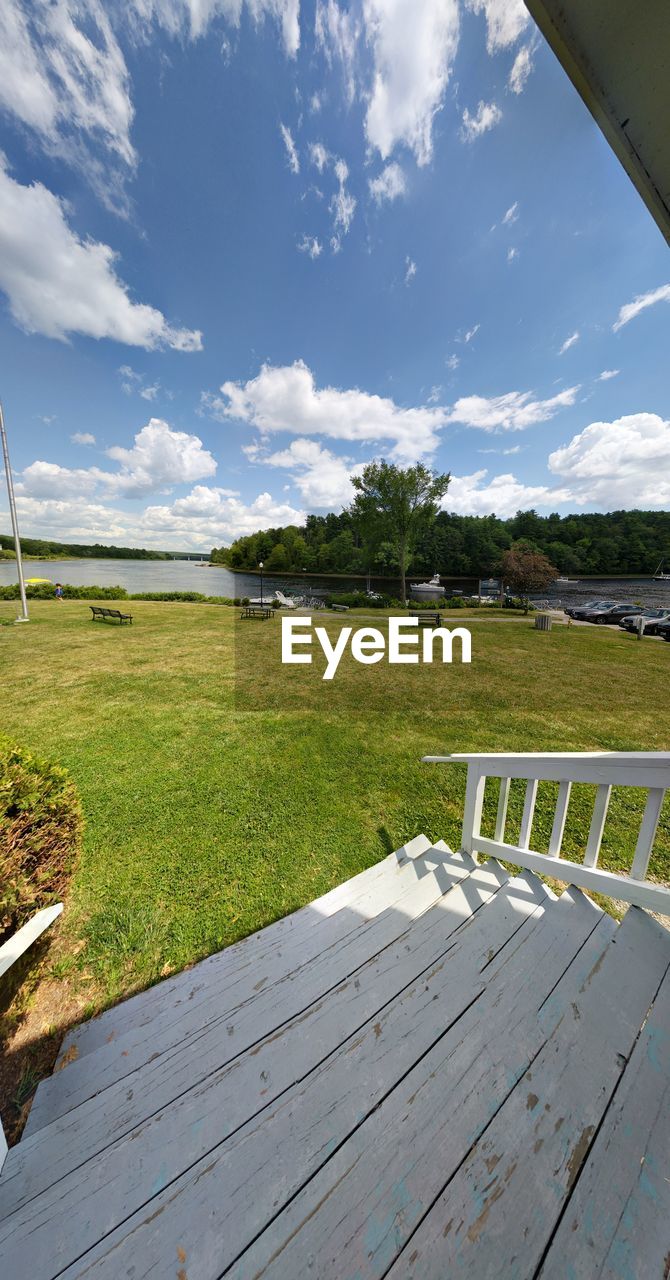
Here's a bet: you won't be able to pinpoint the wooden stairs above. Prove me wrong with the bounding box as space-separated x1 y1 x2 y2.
1 822 669 1279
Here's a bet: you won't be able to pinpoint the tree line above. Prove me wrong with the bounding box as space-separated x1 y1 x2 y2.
212 506 670 578
0 536 202 561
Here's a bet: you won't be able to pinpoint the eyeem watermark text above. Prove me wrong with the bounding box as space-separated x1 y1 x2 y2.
281 617 472 681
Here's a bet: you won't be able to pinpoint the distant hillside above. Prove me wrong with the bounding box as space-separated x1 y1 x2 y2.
0 536 208 561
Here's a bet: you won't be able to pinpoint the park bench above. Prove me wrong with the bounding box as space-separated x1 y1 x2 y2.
241 604 274 619
89 606 133 625
414 610 443 626
330 602 349 611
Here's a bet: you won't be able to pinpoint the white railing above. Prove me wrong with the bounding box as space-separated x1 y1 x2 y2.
0 903 63 1170
422 753 670 914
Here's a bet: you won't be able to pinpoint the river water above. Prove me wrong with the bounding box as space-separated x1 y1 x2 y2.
1 559 669 610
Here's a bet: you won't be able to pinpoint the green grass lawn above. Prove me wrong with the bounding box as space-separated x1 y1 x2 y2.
1 599 669 1011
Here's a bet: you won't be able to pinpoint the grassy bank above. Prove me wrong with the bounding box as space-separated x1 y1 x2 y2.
1 600 668 1010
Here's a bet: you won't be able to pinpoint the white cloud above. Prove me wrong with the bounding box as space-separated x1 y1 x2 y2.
448 385 579 432
309 91 322 113
465 0 529 53
315 0 360 104
548 412 670 507
279 122 299 173
71 432 96 446
140 383 160 401
308 141 329 172
205 360 448 462
298 234 323 258
330 157 356 240
559 331 580 354
0 161 202 349
263 437 362 508
447 469 567 517
509 44 533 94
612 284 670 332
363 0 460 166
502 201 518 225
368 161 406 205
461 100 502 141
598 369 620 381
507 247 518 262
20 419 217 501
0 1 135 207
404 256 417 285
131 0 301 58
463 324 480 343
446 354 460 371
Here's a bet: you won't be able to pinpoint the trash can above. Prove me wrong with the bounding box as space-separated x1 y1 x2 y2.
534 613 553 631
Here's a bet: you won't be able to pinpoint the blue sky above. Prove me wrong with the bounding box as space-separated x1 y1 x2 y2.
0 0 669 550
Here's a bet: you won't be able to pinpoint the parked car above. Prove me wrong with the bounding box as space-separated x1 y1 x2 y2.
619 608 670 635
584 603 644 625
657 618 670 643
566 599 619 620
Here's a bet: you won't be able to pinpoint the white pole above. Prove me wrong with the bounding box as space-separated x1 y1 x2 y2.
0 401 29 622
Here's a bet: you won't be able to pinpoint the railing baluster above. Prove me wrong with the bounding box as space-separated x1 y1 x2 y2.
631 787 665 880
495 777 510 842
461 764 486 862
584 784 612 867
549 780 572 856
519 779 538 850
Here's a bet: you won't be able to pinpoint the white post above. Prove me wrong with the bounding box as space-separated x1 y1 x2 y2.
0 401 29 622
461 764 486 861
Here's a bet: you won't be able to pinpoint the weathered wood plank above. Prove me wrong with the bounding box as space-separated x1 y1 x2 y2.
1 872 551 1279
24 880 591 1280
0 861 515 1228
223 892 609 1280
583 783 611 867
379 906 670 1280
548 779 571 855
537 958 670 1280
49 836 435 1073
22 845 475 1138
630 786 665 881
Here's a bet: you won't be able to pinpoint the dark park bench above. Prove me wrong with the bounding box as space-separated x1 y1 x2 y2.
90 606 133 625
415 611 443 626
241 605 275 620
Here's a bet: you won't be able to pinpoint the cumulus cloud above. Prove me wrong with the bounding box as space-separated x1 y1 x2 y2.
548 412 670 507
368 161 407 205
0 161 202 349
204 360 448 462
447 469 567 517
279 122 300 173
364 0 460 165
559 331 579 354
71 432 96 445
263 438 363 508
509 44 533 94
465 0 529 53
461 100 502 141
448 385 579 432
20 419 216 501
612 284 670 332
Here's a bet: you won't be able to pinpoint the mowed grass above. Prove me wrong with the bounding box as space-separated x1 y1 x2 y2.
1 599 669 1009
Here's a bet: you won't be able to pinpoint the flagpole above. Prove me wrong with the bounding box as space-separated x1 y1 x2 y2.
0 401 29 622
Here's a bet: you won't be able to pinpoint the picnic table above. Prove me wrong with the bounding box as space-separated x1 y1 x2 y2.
241 605 275 619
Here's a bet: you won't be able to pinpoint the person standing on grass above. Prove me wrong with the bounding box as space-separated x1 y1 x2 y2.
55 583 63 601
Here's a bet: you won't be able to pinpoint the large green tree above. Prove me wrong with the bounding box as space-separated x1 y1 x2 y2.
349 461 451 602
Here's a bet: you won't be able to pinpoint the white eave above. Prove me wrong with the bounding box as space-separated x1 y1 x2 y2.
525 0 670 246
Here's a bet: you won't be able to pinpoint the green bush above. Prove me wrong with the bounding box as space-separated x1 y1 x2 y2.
0 739 82 941
0 583 128 601
324 591 399 609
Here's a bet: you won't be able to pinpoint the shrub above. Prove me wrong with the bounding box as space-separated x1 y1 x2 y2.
0 583 128 601
0 739 82 942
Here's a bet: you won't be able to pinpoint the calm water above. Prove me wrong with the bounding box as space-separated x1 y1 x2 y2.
1 559 669 609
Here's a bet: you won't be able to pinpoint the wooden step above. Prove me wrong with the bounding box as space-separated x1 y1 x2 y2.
49 835 439 1073
0 870 560 1279
22 841 474 1137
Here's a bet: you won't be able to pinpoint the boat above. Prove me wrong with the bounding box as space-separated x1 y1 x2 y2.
555 576 580 584
653 560 670 581
410 572 445 602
